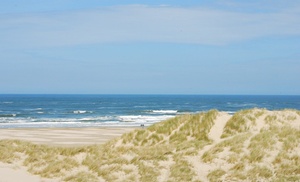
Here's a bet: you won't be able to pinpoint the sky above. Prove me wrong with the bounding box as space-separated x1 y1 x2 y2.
0 0 299 95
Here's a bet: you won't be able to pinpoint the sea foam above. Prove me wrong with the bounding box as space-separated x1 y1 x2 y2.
152 110 178 114
73 110 92 114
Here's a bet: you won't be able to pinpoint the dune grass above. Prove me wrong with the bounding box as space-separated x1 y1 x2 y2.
265 115 277 124
247 128 276 163
169 155 195 181
221 108 266 138
207 168 226 182
202 132 251 163
0 109 299 181
221 110 250 138
63 171 99 182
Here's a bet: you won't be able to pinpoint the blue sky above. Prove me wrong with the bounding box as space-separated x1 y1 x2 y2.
0 0 299 94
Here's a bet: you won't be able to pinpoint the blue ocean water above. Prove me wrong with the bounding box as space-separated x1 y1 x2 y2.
0 95 299 128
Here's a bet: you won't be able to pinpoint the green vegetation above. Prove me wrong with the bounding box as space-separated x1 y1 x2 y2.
221 108 266 138
221 110 250 138
247 128 276 163
0 109 299 181
265 115 277 124
207 169 226 182
202 133 251 163
63 171 99 182
169 154 195 181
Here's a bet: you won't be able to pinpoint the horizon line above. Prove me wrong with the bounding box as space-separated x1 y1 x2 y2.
0 93 299 96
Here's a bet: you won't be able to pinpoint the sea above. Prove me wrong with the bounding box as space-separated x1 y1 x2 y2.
0 95 299 128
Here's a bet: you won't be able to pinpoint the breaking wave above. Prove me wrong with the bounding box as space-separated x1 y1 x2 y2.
151 110 178 114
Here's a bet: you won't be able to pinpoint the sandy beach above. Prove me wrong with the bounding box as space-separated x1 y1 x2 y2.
0 127 136 182
0 127 136 147
0 109 300 181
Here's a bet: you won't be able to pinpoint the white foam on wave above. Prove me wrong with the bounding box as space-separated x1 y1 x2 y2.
224 111 236 115
134 106 147 108
24 108 43 111
79 116 115 121
0 121 151 128
118 115 174 123
79 118 95 121
2 102 13 104
73 110 93 114
0 113 176 128
227 103 257 108
152 110 178 114
0 117 74 124
0 118 26 123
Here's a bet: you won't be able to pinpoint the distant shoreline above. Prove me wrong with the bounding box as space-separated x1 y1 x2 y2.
0 127 136 147
1 95 300 129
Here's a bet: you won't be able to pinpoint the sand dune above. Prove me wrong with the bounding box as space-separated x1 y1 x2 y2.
0 109 299 181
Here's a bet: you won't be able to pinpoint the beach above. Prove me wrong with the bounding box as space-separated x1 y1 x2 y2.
0 127 135 182
0 109 300 181
0 127 136 147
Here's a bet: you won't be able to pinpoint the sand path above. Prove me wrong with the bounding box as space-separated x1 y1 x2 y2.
188 112 232 182
208 112 232 142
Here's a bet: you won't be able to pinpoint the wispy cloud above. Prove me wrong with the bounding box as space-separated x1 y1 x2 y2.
1 4 300 48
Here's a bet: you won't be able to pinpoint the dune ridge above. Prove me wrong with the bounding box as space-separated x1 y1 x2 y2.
0 108 300 181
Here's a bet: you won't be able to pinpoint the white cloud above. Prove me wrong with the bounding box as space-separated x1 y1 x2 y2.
1 4 300 48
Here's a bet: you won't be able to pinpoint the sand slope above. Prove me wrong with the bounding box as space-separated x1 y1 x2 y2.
0 109 300 181
0 162 57 182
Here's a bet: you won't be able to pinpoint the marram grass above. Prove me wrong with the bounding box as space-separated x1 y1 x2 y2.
0 109 300 181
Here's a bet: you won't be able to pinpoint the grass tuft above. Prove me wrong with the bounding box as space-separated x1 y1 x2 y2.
64 171 99 182
221 109 251 138
207 169 226 182
169 154 195 181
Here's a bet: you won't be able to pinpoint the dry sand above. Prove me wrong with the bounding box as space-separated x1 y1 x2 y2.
0 127 136 182
0 127 136 147
0 162 56 182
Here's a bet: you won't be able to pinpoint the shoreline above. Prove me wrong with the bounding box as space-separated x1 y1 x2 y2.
0 127 137 147
0 122 156 129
